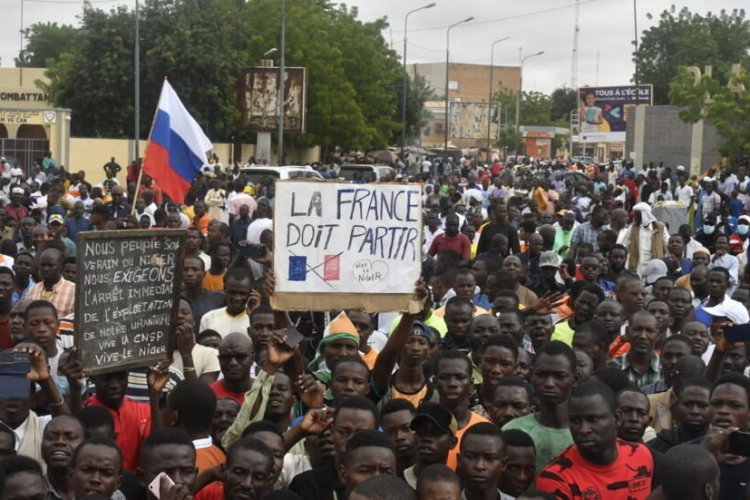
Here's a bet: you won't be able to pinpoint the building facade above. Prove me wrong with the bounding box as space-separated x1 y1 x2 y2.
409 62 520 153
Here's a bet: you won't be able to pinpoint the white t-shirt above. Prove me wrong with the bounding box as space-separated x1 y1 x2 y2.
199 307 250 338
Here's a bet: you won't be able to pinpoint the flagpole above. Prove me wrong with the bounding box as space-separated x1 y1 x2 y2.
132 78 167 216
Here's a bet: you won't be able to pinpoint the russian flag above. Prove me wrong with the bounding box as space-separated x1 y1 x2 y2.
142 80 212 204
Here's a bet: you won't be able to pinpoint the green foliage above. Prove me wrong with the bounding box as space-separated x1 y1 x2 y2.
16 23 80 68
395 73 436 146
549 87 577 123
36 0 406 152
670 63 750 160
635 6 750 104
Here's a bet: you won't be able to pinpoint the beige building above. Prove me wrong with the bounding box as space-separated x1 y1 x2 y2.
0 67 71 172
408 62 521 152
0 67 320 188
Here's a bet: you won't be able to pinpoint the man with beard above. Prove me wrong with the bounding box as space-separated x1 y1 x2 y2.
617 202 669 276
610 311 662 389
537 381 655 499
11 251 34 304
403 402 458 489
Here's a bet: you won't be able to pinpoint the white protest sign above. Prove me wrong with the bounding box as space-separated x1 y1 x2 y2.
273 181 423 311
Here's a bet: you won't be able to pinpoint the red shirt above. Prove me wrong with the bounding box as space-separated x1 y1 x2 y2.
195 482 223 500
0 316 11 349
4 204 29 222
537 439 654 500
209 380 246 406
428 233 471 260
84 395 151 471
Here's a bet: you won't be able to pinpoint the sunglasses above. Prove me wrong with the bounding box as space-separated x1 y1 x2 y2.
218 353 250 364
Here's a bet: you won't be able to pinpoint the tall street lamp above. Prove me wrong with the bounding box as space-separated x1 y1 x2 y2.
401 2 436 166
277 0 286 165
487 37 510 157
444 16 474 160
515 49 544 155
135 0 140 161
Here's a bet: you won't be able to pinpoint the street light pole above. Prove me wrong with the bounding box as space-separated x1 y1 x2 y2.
401 2 436 166
515 49 544 156
444 16 474 160
134 0 140 161
487 37 509 158
277 0 286 166
633 0 639 86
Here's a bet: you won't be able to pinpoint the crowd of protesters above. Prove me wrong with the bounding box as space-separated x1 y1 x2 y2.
0 151 748 500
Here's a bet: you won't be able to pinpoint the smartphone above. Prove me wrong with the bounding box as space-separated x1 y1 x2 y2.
0 352 31 400
282 327 305 351
147 472 175 499
724 324 750 343
239 243 266 259
729 431 750 456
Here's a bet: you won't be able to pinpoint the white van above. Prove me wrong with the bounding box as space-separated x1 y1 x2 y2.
238 165 323 185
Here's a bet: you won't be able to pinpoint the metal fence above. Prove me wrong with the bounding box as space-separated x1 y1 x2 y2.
0 138 49 175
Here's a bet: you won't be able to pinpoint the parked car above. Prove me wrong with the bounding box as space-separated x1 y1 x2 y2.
534 169 594 192
238 165 323 185
337 164 396 183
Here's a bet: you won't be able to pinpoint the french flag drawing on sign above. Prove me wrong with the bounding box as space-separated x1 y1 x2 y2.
324 254 340 281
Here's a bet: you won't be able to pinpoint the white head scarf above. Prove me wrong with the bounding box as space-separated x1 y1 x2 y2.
633 202 656 227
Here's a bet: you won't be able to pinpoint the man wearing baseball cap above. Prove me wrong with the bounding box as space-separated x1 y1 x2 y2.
373 317 440 409
5 186 29 222
47 214 76 257
403 402 458 488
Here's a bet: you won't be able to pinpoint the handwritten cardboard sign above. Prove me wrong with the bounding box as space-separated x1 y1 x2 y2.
272 181 423 312
75 229 185 375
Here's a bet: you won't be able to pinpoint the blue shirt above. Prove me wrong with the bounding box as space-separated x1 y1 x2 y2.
65 216 94 243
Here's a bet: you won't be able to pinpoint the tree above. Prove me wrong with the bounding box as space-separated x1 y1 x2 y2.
36 0 405 153
635 6 750 104
549 87 577 123
43 6 136 138
395 73 436 146
670 63 750 160
16 23 80 68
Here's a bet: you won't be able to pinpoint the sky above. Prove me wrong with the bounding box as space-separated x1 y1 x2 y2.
1 0 741 94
